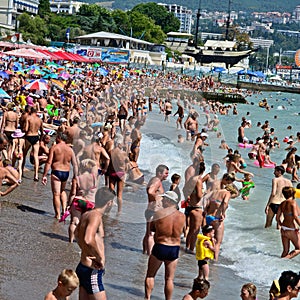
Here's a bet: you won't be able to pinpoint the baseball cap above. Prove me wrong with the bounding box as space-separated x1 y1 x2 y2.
60 118 67 123
160 191 179 204
200 133 208 138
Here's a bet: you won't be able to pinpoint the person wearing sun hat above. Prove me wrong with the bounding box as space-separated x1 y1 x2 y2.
144 190 185 300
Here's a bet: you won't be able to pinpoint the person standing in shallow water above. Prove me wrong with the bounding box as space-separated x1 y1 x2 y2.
276 187 300 259
143 164 169 255
144 191 185 300
265 166 292 228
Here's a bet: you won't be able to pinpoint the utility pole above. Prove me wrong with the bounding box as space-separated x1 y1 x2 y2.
194 0 201 48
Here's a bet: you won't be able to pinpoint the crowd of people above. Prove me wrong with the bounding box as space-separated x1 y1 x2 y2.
0 57 300 299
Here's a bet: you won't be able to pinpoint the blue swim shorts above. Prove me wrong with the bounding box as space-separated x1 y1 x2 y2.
76 262 105 294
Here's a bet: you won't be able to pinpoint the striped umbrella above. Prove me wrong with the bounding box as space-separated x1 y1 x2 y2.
25 79 49 90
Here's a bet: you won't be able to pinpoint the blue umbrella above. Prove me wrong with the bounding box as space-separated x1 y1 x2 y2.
0 71 9 79
98 67 108 76
213 67 226 73
0 88 11 99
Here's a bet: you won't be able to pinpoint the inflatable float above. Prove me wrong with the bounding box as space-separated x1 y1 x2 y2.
238 143 253 149
253 160 275 168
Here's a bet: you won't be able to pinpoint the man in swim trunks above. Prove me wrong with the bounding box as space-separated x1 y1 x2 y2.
42 132 78 220
75 187 114 300
265 166 292 228
143 164 169 255
23 107 43 181
144 191 185 300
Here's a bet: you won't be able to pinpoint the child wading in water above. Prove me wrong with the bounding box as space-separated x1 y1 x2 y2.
239 174 255 200
195 225 216 280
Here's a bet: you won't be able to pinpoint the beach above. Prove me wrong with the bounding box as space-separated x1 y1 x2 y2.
1 88 300 299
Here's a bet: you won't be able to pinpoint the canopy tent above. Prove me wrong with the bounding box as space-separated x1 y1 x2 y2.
4 48 50 59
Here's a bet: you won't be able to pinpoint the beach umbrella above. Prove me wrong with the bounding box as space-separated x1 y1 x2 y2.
29 68 43 75
43 73 58 79
59 72 70 80
99 68 108 76
46 62 59 68
25 79 49 90
0 70 9 79
0 88 11 99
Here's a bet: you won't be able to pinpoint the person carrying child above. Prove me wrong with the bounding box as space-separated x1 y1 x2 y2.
44 269 79 300
195 224 216 280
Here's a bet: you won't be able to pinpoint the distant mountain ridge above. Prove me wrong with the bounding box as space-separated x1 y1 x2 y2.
94 0 300 13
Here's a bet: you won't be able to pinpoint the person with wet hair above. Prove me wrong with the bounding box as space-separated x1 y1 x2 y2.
182 278 210 299
275 270 300 299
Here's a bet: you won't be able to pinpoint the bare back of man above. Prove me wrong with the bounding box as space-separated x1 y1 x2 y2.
24 109 43 181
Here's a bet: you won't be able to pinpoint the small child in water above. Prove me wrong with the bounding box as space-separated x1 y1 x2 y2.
44 269 79 300
170 173 181 203
239 174 255 200
195 225 216 280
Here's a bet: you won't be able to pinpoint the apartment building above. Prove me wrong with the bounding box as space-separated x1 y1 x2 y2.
0 0 39 29
158 3 192 34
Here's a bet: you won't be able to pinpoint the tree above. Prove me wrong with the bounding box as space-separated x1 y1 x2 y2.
93 7 116 32
38 0 51 18
131 2 180 33
127 10 166 43
18 13 49 45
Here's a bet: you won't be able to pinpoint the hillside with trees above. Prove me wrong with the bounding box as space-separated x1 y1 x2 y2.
109 0 300 13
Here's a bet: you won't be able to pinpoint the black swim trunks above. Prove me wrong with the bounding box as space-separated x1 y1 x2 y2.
269 203 280 214
26 135 40 145
151 243 180 261
52 170 69 182
198 260 208 267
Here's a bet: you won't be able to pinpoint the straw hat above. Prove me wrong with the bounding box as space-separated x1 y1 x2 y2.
11 129 25 138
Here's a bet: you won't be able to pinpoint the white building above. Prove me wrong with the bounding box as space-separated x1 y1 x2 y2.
294 5 300 21
158 3 192 34
0 0 39 29
49 0 83 14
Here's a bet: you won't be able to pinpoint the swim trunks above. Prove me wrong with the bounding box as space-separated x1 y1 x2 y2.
52 170 69 182
151 243 180 261
109 171 125 182
76 262 105 295
131 175 144 185
72 197 95 214
269 203 280 214
184 206 203 217
165 110 172 116
238 136 243 143
26 135 39 145
206 215 220 225
198 260 208 267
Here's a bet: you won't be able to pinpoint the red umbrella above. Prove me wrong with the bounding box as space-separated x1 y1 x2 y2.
25 79 49 90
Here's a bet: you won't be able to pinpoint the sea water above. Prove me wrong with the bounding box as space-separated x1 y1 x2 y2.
134 91 300 299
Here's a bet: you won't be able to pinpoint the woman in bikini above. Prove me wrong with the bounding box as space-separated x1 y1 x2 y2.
276 186 300 259
1 102 18 159
67 159 99 243
182 161 206 253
